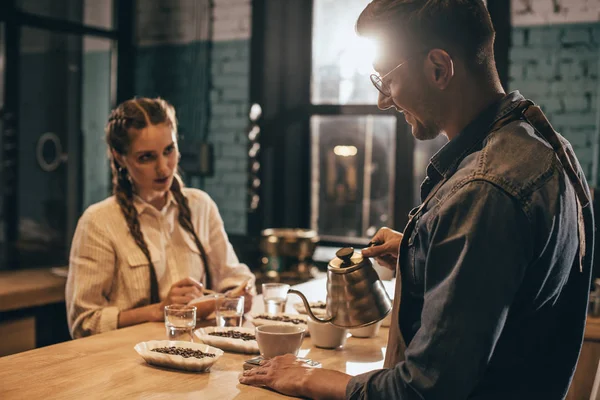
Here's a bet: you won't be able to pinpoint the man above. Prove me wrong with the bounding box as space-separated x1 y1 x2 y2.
239 1 595 398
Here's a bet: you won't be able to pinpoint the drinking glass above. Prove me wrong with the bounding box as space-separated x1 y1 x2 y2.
164 304 196 341
215 295 245 327
262 283 290 315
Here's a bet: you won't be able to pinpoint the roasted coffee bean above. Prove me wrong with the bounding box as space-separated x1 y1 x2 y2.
209 331 256 341
255 314 306 325
151 346 216 359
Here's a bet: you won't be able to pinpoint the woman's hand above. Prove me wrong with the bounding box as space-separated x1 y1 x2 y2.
162 277 204 306
148 277 204 322
361 227 404 271
225 280 254 313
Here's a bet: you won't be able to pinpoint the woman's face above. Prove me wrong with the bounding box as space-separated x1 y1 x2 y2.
116 123 179 203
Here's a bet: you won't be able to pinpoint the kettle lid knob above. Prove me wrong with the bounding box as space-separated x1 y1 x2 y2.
335 247 355 267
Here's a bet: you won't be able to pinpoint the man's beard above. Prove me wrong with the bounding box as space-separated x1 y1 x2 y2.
411 119 441 141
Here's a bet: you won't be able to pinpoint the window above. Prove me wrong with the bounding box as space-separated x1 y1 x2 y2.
310 0 447 243
17 0 114 29
312 0 377 105
0 1 118 269
311 115 396 241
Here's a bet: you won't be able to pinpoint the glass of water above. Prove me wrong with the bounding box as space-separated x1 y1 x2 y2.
215 295 245 327
262 283 290 315
164 304 196 342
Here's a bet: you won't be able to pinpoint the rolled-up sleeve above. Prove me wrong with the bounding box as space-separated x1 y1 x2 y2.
66 211 119 339
204 196 256 293
347 180 532 399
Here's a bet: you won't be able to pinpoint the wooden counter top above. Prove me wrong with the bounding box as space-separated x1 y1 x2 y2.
0 278 388 399
0 321 388 399
0 267 67 312
2 274 598 399
585 316 600 341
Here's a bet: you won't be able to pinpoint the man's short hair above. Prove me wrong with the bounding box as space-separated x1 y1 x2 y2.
356 0 496 71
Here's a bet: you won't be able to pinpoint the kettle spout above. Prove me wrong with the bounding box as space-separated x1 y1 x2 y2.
287 288 333 324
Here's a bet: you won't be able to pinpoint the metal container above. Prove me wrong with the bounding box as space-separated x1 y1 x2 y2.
259 229 319 277
288 247 392 328
260 228 319 259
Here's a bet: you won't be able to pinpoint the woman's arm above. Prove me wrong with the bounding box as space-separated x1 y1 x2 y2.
66 211 121 338
118 276 204 326
203 195 256 294
118 304 162 328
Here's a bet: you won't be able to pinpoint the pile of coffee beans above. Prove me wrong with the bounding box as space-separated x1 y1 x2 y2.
209 331 256 341
151 346 216 359
310 302 327 309
255 314 306 325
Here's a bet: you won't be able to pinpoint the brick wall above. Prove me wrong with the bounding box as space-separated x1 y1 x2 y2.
510 1 600 186
135 0 251 234
509 23 599 183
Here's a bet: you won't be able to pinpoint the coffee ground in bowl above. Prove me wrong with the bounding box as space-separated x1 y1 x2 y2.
151 346 216 359
209 331 256 341
255 314 306 325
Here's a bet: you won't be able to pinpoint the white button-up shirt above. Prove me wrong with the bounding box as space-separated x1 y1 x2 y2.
66 188 254 338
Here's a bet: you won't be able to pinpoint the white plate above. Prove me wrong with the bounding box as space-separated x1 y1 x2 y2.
134 340 223 372
195 327 259 354
250 313 309 335
293 301 328 317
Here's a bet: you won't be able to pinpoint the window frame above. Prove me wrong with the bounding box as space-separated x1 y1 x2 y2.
308 104 413 246
249 0 414 249
0 0 133 268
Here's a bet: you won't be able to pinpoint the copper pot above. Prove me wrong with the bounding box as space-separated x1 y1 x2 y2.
259 228 319 260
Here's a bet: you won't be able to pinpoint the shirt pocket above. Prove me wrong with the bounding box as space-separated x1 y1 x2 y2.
126 246 160 268
179 232 212 282
405 219 426 294
123 245 161 296
180 231 211 257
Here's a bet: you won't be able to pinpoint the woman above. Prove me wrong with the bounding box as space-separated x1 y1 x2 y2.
66 97 255 339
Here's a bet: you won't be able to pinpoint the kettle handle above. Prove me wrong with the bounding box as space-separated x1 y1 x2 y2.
287 288 334 324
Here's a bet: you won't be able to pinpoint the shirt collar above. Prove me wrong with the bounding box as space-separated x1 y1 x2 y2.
429 90 525 178
133 190 178 216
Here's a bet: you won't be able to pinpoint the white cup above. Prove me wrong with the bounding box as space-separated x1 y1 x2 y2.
307 317 348 349
255 325 306 359
349 320 382 338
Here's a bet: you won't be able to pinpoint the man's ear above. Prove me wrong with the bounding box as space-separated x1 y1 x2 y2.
424 49 454 90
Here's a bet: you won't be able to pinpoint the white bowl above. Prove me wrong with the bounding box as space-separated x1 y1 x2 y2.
349 320 383 338
195 326 259 354
307 318 348 349
134 340 223 372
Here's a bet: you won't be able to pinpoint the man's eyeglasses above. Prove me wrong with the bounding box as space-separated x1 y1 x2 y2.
370 60 409 98
370 51 429 98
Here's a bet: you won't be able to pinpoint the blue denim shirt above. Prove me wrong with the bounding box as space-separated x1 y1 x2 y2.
346 91 594 399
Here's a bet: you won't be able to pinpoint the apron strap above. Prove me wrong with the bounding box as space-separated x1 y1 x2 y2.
384 98 591 368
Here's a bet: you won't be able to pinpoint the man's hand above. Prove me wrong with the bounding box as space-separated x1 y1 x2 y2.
239 354 350 399
361 227 403 271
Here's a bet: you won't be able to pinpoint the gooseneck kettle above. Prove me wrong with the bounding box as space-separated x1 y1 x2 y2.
288 247 392 328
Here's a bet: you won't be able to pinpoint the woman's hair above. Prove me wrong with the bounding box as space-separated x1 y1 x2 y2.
356 0 496 74
105 97 211 296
